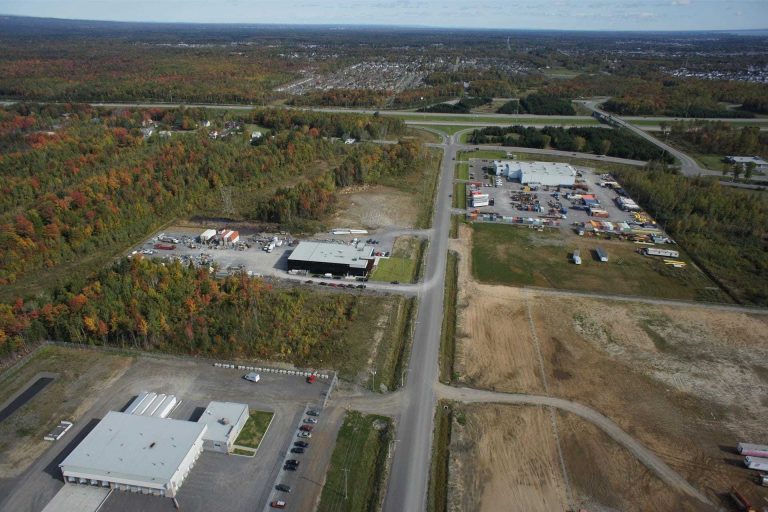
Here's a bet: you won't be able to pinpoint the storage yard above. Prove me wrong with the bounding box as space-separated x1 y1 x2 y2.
0 345 340 512
448 227 768 509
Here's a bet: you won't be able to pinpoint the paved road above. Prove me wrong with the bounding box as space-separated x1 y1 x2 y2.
435 385 714 506
380 131 454 512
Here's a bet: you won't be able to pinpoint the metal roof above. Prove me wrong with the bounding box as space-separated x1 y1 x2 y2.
495 160 577 178
197 402 250 443
59 411 206 486
288 241 374 269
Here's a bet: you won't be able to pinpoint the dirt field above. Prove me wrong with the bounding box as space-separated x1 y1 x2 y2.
447 404 706 512
447 404 568 512
331 185 419 230
0 346 134 478
451 224 768 509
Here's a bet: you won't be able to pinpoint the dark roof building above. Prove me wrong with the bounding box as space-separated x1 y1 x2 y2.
288 241 375 276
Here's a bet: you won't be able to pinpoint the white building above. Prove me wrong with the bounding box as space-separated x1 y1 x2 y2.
125 392 177 419
494 160 576 187
59 412 206 498
725 156 768 171
197 401 250 453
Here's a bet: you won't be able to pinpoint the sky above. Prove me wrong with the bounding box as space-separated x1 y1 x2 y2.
0 0 766 31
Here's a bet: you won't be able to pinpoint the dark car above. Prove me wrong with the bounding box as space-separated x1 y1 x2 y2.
276 484 292 493
318 281 327 286
356 284 366 289
307 410 320 416
304 280 313 284
391 281 400 285
283 464 297 471
291 447 305 454
294 441 309 448
286 459 300 466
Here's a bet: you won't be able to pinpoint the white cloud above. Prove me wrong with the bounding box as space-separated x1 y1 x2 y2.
672 0 691 5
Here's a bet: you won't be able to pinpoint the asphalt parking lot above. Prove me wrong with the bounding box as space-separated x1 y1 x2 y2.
0 352 341 512
465 159 651 235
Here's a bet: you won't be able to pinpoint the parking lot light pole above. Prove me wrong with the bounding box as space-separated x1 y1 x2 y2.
370 369 377 392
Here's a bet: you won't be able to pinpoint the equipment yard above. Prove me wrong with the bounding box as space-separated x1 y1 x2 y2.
447 225 768 510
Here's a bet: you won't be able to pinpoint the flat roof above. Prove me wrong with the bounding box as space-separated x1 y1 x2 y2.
197 401 249 443
288 241 374 269
495 160 577 177
60 411 206 485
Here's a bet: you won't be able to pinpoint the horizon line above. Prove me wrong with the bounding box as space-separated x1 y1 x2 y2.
1 13 766 34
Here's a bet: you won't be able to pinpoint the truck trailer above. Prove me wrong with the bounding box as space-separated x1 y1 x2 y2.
745 456 768 471
739 443 768 458
644 248 680 258
572 250 582 265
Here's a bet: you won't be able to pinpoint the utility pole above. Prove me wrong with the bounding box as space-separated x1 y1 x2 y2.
370 369 377 392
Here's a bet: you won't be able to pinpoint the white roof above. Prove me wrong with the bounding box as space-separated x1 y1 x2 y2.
288 241 374 269
495 160 577 178
197 402 249 443
60 412 206 486
727 156 768 165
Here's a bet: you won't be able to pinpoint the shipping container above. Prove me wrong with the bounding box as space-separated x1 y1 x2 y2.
745 456 768 471
738 443 768 458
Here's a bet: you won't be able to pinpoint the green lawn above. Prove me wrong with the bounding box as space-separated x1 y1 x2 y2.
410 124 478 136
439 252 459 383
234 411 274 449
370 237 426 284
317 411 393 512
629 119 768 127
471 223 731 302
427 401 453 512
456 162 469 180
453 183 466 209
393 113 597 125
366 297 416 392
460 149 508 160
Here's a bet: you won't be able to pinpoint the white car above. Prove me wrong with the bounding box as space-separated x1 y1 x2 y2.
243 372 260 383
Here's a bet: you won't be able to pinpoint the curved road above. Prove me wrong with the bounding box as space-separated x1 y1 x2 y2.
435 385 713 506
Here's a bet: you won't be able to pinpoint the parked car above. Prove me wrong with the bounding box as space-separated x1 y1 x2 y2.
270 500 286 508
390 281 400 285
283 465 297 471
298 431 312 438
299 425 314 432
291 447 305 454
294 441 309 448
304 418 318 424
318 281 327 286
304 280 313 284
286 459 300 466
275 484 291 493
307 410 320 417
243 372 260 383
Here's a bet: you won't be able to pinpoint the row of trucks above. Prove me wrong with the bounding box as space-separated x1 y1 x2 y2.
730 443 768 512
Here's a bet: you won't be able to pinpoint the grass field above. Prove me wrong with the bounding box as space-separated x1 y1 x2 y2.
453 183 466 209
449 216 460 239
456 162 469 180
317 411 393 512
471 223 731 302
629 119 768 127
404 126 442 143
234 411 274 449
460 149 508 160
394 113 598 125
366 296 416 392
411 124 478 136
427 401 453 512
370 236 426 284
439 252 459 383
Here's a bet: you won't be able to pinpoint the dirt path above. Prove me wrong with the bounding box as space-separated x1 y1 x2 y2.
435 384 715 508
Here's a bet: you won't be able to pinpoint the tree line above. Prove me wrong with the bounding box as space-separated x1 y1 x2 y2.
469 125 673 162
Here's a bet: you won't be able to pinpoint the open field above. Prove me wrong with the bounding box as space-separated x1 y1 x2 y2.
458 149 508 161
0 346 134 478
471 223 731 302
444 403 707 512
427 401 452 512
317 411 393 512
455 162 469 180
370 236 426 284
365 296 416 392
451 224 768 507
234 411 274 449
439 252 459 383
404 126 442 143
453 183 466 209
393 113 598 125
410 124 477 136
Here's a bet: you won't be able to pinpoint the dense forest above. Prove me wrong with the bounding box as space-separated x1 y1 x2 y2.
0 104 422 286
496 94 576 115
417 97 491 114
0 257 381 362
469 125 673 162
665 121 768 159
612 168 768 305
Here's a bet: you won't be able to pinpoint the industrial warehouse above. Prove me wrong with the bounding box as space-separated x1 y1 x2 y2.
58 392 251 499
287 240 376 276
494 160 577 187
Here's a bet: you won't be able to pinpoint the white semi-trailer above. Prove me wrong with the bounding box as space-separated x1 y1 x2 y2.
644 248 680 258
738 443 768 458
745 456 768 471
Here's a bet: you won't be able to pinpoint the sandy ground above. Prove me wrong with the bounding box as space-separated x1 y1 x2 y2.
451 223 768 508
448 404 568 512
331 185 418 230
